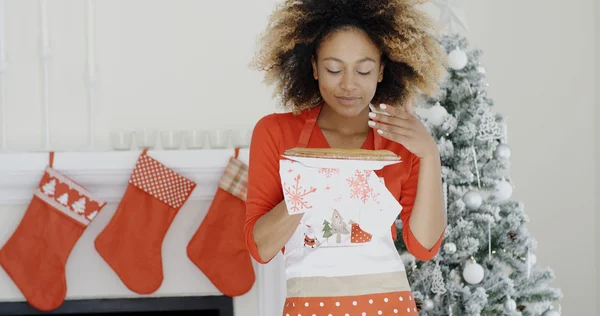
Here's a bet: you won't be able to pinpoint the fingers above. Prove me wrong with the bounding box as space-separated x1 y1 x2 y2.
368 111 411 128
375 128 410 149
378 103 413 120
368 118 412 136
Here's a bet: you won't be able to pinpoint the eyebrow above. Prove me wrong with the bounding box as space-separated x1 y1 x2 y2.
323 57 377 63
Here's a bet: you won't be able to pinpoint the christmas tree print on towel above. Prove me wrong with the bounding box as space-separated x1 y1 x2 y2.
346 170 380 204
283 174 317 213
349 220 372 244
322 219 333 243
331 209 350 243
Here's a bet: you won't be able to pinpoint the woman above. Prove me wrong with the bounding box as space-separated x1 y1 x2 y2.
245 0 447 314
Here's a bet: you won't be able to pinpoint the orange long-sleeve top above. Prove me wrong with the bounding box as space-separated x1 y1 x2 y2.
244 110 444 264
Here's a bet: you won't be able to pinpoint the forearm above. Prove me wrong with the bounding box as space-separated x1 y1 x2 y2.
408 154 447 249
253 200 303 262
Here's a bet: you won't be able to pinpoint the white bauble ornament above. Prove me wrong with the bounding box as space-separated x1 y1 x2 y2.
504 298 517 311
448 48 468 70
444 242 457 254
542 307 560 316
428 102 448 126
462 258 484 284
529 253 537 265
462 190 482 210
494 143 511 160
493 180 513 201
422 298 434 311
477 65 486 74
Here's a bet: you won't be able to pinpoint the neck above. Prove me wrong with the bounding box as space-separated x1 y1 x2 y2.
317 102 372 136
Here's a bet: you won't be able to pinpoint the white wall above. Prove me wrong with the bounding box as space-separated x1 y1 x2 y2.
0 0 597 315
595 0 599 314
2 0 281 152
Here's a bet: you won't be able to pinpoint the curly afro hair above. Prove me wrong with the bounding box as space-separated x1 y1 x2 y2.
250 0 447 114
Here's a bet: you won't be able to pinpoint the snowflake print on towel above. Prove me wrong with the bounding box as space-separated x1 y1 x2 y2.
346 170 380 204
283 174 317 213
318 168 339 179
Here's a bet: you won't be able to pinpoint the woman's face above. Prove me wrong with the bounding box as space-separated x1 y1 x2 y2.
312 28 384 118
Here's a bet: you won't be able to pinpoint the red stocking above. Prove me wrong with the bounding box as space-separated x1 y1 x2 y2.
187 148 255 297
94 149 196 294
0 153 106 311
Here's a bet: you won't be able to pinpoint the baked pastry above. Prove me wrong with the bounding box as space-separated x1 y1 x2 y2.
283 147 401 161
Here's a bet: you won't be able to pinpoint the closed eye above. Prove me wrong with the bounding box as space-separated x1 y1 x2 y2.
325 69 371 75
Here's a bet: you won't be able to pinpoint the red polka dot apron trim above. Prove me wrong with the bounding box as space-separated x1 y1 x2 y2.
283 290 418 315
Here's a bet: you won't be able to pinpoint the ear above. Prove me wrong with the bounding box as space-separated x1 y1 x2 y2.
377 61 385 83
311 55 318 80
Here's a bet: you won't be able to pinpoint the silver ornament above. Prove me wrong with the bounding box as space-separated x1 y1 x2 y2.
528 253 537 265
462 190 482 210
431 262 447 295
462 258 484 284
494 144 511 160
422 298 434 311
493 180 513 201
542 307 561 316
428 102 448 126
444 242 457 254
504 298 517 311
448 48 468 70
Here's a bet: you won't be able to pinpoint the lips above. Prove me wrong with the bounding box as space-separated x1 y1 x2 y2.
336 96 361 106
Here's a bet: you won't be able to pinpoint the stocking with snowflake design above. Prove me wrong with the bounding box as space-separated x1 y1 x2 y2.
94 149 196 294
0 152 106 312
186 148 255 297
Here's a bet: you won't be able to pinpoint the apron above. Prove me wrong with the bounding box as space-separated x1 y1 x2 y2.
280 104 419 316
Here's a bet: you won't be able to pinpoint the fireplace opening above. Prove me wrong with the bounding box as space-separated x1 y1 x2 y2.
50 312 221 316
0 295 233 316
51 312 221 316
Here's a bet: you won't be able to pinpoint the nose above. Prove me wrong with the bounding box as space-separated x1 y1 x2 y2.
340 72 358 92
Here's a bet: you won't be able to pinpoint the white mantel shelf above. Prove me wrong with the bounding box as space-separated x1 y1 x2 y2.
0 149 249 205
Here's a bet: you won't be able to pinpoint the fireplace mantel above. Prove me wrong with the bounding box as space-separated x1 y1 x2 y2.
0 149 286 316
0 149 251 205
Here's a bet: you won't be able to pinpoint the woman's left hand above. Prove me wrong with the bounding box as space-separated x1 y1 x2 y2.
368 102 439 159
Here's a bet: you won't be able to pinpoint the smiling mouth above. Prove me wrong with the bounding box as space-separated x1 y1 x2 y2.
336 96 362 107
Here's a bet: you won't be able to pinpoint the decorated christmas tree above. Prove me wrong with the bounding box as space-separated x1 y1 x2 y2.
393 30 563 316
